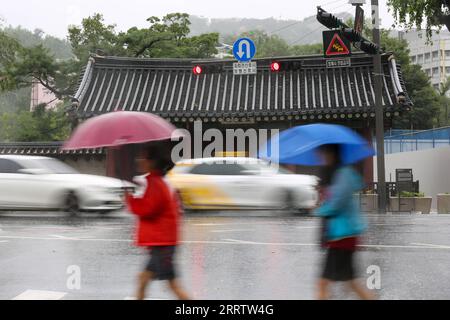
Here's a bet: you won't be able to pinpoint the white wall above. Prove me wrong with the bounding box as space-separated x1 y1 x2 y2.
374 147 450 210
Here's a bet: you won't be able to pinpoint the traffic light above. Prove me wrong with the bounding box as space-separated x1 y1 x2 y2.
341 28 363 42
192 65 203 75
317 6 381 55
269 61 301 72
341 28 379 54
192 64 223 75
359 40 379 54
270 62 281 72
316 7 345 29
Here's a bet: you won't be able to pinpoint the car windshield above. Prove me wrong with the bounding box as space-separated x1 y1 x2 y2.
21 158 79 174
242 160 293 175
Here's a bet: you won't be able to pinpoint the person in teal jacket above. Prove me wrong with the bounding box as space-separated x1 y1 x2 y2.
314 144 374 300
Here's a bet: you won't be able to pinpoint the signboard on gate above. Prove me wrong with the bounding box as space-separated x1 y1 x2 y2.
233 61 257 75
233 37 257 75
233 38 256 62
354 5 364 35
323 30 351 57
326 58 351 68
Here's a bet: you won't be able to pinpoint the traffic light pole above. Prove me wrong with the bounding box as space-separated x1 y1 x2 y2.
371 0 387 213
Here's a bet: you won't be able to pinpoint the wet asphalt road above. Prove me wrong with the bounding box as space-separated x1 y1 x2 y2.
1 210 450 300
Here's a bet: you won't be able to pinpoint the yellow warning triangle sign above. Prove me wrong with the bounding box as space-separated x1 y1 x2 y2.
326 33 350 56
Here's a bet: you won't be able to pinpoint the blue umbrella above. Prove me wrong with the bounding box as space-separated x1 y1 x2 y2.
259 123 375 166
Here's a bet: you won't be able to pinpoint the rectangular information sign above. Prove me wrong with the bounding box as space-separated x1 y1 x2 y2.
326 58 351 68
233 62 257 75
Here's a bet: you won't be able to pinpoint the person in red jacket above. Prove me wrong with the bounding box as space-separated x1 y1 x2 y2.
125 142 190 300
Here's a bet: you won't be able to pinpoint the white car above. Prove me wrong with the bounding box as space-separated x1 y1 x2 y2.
0 155 135 214
156 157 319 213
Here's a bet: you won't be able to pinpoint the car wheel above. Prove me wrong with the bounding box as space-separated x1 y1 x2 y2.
64 192 80 216
176 190 194 214
297 208 313 216
280 190 297 214
98 210 116 215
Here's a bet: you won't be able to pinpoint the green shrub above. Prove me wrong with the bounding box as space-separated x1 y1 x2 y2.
400 191 425 197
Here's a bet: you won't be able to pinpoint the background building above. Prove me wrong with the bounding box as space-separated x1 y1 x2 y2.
30 80 61 111
399 29 450 94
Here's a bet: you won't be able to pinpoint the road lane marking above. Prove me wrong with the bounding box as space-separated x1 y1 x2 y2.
410 242 450 249
192 223 229 226
295 226 318 229
124 296 169 300
210 229 254 233
223 238 315 246
0 235 131 242
2 235 450 250
223 238 450 250
12 290 67 300
49 235 94 240
50 235 81 240
0 240 9 243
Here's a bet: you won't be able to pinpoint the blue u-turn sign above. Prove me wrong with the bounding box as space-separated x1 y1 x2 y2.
233 38 256 62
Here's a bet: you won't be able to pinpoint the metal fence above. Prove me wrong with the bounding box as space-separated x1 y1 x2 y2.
382 126 450 154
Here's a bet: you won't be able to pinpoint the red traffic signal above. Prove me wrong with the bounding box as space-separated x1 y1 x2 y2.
192 65 203 75
270 62 281 72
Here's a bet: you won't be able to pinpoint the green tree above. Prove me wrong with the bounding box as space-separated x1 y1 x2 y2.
393 64 441 129
68 13 125 62
382 31 443 129
1 13 219 103
68 13 218 59
225 30 291 58
2 26 72 60
0 30 22 91
349 16 443 130
289 43 322 55
437 77 450 127
0 104 70 142
387 0 449 41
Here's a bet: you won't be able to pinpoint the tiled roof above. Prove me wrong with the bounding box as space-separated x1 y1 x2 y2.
0 142 105 156
73 53 411 120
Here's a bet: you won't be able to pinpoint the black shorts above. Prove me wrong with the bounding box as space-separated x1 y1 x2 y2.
321 248 357 281
145 246 176 280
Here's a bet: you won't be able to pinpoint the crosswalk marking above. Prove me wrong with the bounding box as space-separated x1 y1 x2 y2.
12 290 67 300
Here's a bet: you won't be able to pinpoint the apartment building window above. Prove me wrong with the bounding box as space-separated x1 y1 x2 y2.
411 56 417 63
425 69 431 77
432 51 439 61
446 67 450 74
432 67 439 76
417 54 424 63
425 52 431 62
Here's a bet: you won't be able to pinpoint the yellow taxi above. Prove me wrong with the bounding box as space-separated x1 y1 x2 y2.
166 155 318 213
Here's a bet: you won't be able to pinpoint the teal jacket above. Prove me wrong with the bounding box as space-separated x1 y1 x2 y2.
315 166 367 241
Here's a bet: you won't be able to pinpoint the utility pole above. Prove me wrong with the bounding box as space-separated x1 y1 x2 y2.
371 0 387 213
316 2 387 212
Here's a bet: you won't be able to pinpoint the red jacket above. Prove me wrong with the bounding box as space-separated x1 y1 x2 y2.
126 170 180 247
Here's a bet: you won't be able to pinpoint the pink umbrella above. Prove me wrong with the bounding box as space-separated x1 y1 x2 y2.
63 111 182 150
